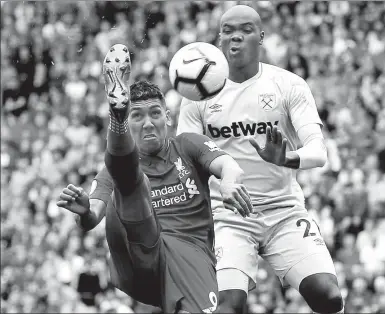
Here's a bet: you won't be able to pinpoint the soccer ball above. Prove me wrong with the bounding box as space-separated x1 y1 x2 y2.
169 42 229 101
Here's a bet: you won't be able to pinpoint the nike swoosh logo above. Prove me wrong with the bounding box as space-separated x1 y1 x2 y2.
182 57 205 64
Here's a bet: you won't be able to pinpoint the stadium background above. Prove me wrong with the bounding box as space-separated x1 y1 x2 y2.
1 1 384 313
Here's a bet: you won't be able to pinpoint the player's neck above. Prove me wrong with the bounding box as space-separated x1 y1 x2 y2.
229 62 260 83
141 139 169 157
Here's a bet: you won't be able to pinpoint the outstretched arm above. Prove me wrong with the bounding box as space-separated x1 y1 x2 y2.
249 124 327 170
249 77 327 170
284 123 327 169
284 78 326 169
75 199 107 231
249 123 327 169
209 154 252 217
57 166 113 232
181 133 252 217
57 184 106 232
76 166 114 231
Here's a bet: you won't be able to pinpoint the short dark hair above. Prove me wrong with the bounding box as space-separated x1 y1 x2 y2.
130 80 165 105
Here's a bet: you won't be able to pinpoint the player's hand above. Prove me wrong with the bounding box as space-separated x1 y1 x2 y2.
249 125 287 167
56 184 90 216
220 181 252 217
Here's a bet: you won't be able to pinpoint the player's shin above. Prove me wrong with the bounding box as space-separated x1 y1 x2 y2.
107 111 135 156
105 96 142 196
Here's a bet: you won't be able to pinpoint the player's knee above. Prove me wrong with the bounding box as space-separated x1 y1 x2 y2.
299 273 343 314
219 290 247 314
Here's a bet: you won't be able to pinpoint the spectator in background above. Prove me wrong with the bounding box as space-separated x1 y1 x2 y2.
1 1 385 313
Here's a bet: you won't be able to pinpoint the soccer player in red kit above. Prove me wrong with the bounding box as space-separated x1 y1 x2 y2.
57 44 252 313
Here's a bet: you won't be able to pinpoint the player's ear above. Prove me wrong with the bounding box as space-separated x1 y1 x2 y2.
218 33 222 47
165 109 172 127
259 31 264 45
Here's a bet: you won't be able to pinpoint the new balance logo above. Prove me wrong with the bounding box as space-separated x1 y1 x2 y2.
208 121 279 138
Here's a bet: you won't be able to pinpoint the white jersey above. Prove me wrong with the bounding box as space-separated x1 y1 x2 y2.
177 62 323 212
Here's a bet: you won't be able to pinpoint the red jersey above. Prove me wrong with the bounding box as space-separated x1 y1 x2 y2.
90 132 227 262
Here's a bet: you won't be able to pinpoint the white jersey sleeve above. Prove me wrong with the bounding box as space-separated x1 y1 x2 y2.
287 78 323 132
176 98 205 136
297 123 324 146
296 123 327 169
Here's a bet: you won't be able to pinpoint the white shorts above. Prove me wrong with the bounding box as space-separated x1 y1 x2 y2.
214 205 337 292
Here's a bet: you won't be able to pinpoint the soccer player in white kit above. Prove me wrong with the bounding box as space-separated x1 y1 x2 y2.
177 5 344 314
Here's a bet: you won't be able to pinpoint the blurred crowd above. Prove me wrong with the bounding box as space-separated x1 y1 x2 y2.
1 1 385 313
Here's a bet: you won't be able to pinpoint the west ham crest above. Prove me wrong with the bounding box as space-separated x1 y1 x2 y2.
259 94 276 111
